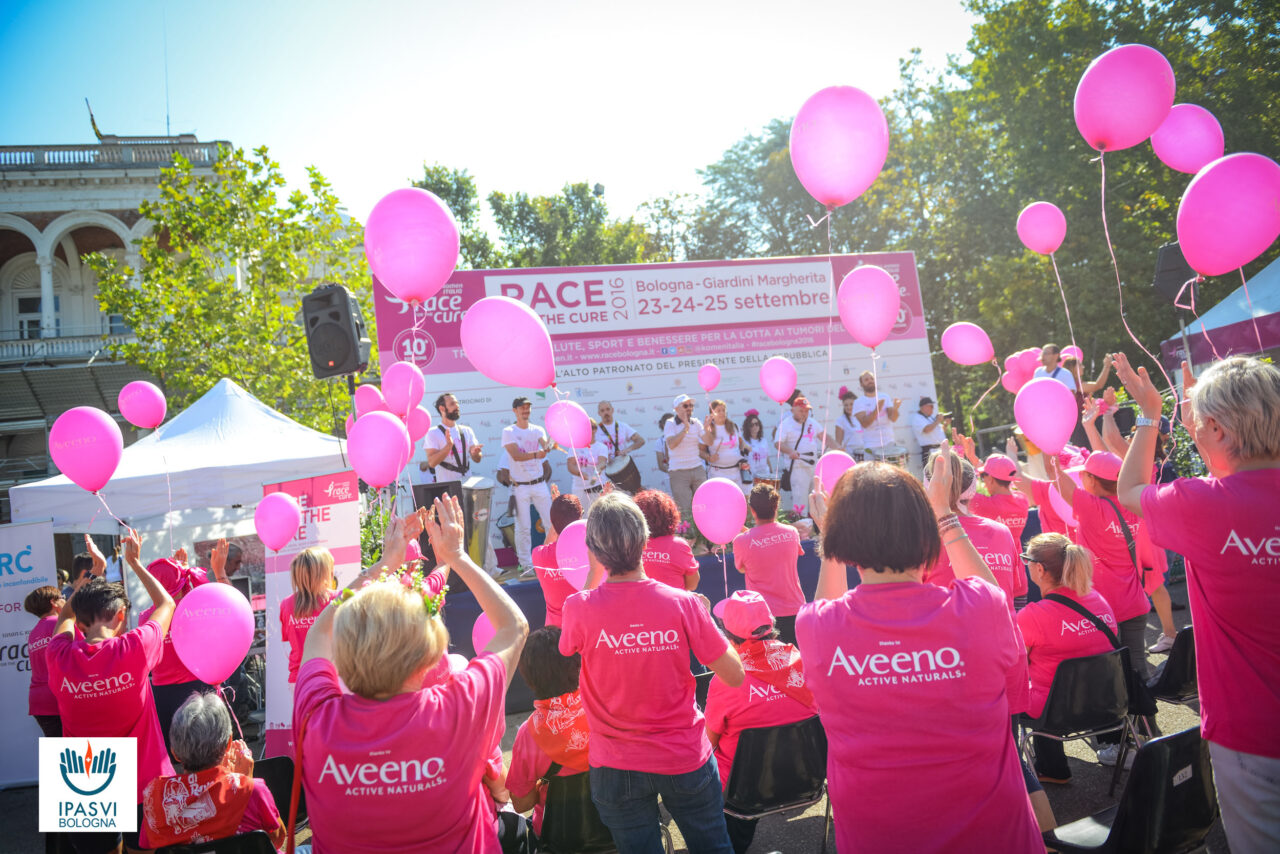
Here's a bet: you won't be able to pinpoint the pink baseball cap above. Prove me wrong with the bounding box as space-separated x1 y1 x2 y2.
1067 451 1122 481
721 590 775 639
978 454 1017 481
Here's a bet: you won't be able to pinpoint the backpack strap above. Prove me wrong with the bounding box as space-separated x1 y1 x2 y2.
537 760 563 787
1100 496 1140 572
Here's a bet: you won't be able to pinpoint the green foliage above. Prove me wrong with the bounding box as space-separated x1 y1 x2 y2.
360 495 393 568
413 165 497 269
89 146 373 433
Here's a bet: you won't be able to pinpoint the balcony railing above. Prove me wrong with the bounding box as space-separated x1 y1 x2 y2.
0 138 232 172
0 330 135 363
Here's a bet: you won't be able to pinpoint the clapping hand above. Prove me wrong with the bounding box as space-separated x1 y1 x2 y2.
925 440 955 518
1081 397 1100 423
425 495 467 565
1112 352 1163 418
172 546 188 565
122 528 141 566
808 480 830 530
83 534 106 576
211 538 229 576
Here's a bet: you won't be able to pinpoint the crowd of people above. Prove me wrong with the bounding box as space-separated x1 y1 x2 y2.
23 351 1280 854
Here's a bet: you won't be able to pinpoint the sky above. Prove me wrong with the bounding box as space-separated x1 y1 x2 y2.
0 0 978 227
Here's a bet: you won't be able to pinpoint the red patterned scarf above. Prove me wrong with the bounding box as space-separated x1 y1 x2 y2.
738 638 814 706
142 740 255 848
529 690 591 773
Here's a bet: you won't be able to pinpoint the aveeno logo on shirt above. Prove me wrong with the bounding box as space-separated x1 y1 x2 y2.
748 684 784 701
826 644 966 686
1221 530 1280 564
60 671 135 696
1060 617 1114 637
317 753 446 796
982 551 1014 569
595 624 681 655
752 531 794 548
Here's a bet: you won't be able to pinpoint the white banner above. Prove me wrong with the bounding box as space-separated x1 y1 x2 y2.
0 519 57 787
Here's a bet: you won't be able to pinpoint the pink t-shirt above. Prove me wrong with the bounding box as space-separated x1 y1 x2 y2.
138 779 281 849
533 542 576 627
48 620 175 802
796 579 1041 854
1016 588 1117 718
924 514 1024 607
141 568 210 686
970 491 1030 547
732 522 806 617
559 579 729 775
642 535 699 590
704 672 817 790
293 654 507 853
280 591 336 683
1030 479 1076 540
1142 470 1280 759
1070 491 1150 621
28 615 60 715
505 720 582 835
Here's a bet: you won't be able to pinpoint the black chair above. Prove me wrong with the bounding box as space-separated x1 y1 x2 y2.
253 755 306 829
694 670 714 711
1044 726 1219 854
1147 627 1197 705
537 770 673 854
156 830 276 854
722 716 830 854
1018 649 1136 796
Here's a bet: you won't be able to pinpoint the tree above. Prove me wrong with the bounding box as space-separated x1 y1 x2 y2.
89 146 373 434
413 164 497 269
488 182 663 268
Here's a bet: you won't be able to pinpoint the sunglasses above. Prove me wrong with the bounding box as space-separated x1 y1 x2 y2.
1019 554 1039 564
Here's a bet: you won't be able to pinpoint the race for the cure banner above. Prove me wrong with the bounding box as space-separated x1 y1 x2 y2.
374 253 938 497
0 519 57 786
262 471 360 758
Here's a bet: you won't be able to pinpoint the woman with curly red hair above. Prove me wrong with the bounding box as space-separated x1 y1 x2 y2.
634 489 700 591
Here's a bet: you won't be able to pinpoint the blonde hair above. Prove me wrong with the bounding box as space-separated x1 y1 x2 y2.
333 581 449 698
1026 532 1093 596
924 450 974 512
1191 356 1280 462
291 548 335 619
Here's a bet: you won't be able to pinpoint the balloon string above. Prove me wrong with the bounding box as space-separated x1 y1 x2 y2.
94 492 130 530
1238 267 1266 354
773 402 785 488
161 451 175 555
1048 252 1079 356
821 219 836 460
218 684 246 741
967 360 1003 435
718 545 729 602
870 349 883 450
1200 320 1222 361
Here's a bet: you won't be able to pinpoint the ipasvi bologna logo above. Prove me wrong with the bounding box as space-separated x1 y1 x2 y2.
39 737 138 832
60 742 117 795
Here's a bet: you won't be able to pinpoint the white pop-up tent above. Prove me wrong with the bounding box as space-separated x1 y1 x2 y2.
11 378 351 534
1161 255 1280 370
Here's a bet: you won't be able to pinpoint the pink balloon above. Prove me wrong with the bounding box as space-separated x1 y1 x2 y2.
1151 104 1224 175
1017 349 1042 377
815 452 856 494
170 583 254 683
382 361 426 415
789 86 890 208
406 538 423 562
472 613 496 653
760 356 797 404
347 411 412 488
1016 202 1067 255
838 265 901 349
1001 371 1022 394
117 381 167 429
407 406 433 442
547 400 592 449
941 322 995 366
461 297 555 388
354 384 388 418
1014 378 1079 455
1074 44 1176 152
254 492 301 551
561 567 590 591
1177 153 1280 276
344 413 355 436
49 407 123 493
692 477 748 545
364 187 460 305
557 520 589 572
1061 345 1084 362
698 363 721 393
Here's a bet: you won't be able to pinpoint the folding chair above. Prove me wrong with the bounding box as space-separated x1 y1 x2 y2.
1147 627 1196 705
1018 648 1136 796
538 770 673 854
254 755 307 829
1043 726 1218 853
156 830 276 854
722 716 830 854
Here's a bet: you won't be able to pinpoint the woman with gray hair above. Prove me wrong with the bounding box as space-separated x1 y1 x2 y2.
140 692 286 850
559 491 744 853
1115 353 1280 853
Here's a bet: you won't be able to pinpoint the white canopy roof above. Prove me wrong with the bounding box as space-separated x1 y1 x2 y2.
1189 255 1280 331
11 378 350 533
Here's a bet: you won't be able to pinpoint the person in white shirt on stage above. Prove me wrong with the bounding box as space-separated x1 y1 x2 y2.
741 410 774 485
910 396 950 468
663 394 707 527
567 419 610 513
503 396 556 574
833 386 866 462
597 401 645 462
1033 343 1078 391
851 371 901 457
703 399 747 480
777 396 825 517
424 392 484 483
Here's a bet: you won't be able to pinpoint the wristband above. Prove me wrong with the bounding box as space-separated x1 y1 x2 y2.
1135 416 1159 429
943 533 970 547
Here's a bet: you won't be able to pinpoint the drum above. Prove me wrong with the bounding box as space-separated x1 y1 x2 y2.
603 454 642 493
868 445 910 468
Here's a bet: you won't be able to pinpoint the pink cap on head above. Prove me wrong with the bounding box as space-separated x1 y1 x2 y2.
978 454 1018 481
1067 451 1122 481
721 590 775 640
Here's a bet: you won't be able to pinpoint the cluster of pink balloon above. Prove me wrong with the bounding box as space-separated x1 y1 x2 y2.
48 381 172 494
1014 378 1079 455
1001 348 1042 394
344 365 434 489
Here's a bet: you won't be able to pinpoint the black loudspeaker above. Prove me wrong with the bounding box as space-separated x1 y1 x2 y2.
301 284 371 379
1153 242 1198 305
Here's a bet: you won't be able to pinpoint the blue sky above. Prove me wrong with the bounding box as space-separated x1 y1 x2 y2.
0 0 977 225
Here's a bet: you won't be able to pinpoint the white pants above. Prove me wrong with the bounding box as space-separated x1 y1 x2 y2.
786 460 815 517
1210 740 1280 854
513 481 554 567
574 485 603 516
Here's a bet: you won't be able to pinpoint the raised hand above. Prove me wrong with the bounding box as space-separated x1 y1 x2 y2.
83 534 106 574
211 538 229 576
172 546 188 565
808 480 829 530
122 528 141 566
1082 397 1100 423
925 440 955 518
1113 352 1163 417
425 495 466 564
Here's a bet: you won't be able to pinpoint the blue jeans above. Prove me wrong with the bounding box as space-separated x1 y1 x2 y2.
590 757 733 854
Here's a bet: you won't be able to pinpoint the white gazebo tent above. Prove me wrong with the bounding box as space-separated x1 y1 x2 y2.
1160 255 1280 371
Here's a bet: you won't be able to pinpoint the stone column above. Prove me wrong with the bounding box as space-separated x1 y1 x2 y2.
36 254 55 338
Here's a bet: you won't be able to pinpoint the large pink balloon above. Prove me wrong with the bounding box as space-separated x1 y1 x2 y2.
557 520 589 573
255 492 301 551
49 407 123 492
461 297 555 388
354 384 388 418
472 613 496 653
117 381 166 429
382 361 426 415
1001 371 1022 394
546 400 592 448
941 322 995 366
1017 348 1042 376
364 187 460 305
1014 378 1078 455
407 406 433 442
838 265 901 349
790 86 890 208
1016 202 1067 255
698 363 721 393
1151 104 1224 175
1177 153 1280 277
760 356 797 404
815 452 856 494
171 583 254 683
348 411 411 488
1074 44 1176 152
692 477 748 545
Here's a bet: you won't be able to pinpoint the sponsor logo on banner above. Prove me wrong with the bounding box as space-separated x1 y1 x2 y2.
39 738 138 832
322 479 353 502
0 544 36 578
